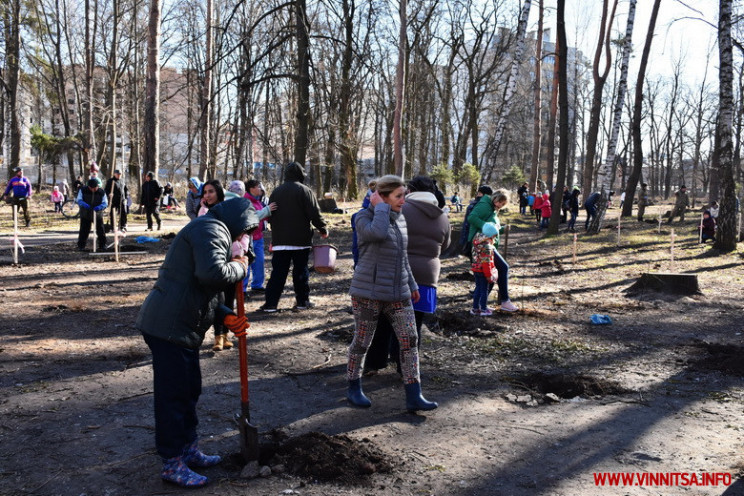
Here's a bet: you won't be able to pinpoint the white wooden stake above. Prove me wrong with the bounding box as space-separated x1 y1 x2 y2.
698 213 704 244
670 228 675 267
13 204 18 265
92 207 97 253
658 206 662 233
113 211 119 262
572 232 578 264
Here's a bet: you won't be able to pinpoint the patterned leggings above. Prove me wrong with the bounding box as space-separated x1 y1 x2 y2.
348 296 420 384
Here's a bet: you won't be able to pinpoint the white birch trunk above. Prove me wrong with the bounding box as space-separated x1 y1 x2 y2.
587 0 635 233
483 0 532 181
715 0 737 250
596 0 635 193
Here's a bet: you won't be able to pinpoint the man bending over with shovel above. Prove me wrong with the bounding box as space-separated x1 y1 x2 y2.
136 198 258 487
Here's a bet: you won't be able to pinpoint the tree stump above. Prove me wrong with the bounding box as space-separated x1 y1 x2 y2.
625 272 701 296
318 198 339 213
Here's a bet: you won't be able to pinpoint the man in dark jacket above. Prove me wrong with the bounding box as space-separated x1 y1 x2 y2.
584 191 601 230
637 183 649 221
136 198 257 488
517 182 528 215
104 169 128 232
668 185 689 223
76 179 108 251
140 171 162 231
261 162 328 312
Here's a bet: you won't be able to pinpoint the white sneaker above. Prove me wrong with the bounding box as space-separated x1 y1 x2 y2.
500 300 519 312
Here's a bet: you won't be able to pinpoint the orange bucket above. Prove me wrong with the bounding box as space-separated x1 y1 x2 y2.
313 244 338 274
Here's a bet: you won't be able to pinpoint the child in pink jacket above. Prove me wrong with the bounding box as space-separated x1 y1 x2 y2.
51 186 65 213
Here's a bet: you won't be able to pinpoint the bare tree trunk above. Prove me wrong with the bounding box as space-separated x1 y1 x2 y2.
588 0 635 232
546 0 568 235
714 0 737 251
294 0 311 166
199 0 212 179
622 0 661 217
544 36 559 191
482 0 532 181
529 0 543 191
105 0 120 175
5 0 22 174
581 0 617 196
84 0 97 167
143 0 161 176
393 0 407 177
338 0 358 199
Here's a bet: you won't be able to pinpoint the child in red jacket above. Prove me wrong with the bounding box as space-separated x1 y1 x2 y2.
470 222 498 316
533 193 543 224
540 193 552 229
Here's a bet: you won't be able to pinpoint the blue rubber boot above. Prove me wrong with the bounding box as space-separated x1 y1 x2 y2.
347 379 372 407
404 382 438 412
160 456 208 487
182 440 222 468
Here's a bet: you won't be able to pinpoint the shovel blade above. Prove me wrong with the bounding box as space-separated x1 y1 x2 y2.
237 413 260 462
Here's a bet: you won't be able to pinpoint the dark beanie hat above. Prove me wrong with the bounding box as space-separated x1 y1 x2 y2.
87 179 99 188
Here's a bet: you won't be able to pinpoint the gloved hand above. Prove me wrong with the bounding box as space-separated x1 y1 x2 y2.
79 201 90 209
232 256 249 274
93 205 104 211
224 314 249 337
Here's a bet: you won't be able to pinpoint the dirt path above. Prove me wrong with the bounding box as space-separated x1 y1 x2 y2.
1 206 743 495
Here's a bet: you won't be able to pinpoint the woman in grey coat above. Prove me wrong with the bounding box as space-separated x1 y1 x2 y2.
347 175 437 412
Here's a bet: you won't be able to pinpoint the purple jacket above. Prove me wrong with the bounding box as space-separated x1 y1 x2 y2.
4 176 32 198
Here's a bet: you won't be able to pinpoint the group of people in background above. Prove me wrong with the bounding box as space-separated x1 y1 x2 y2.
515 180 719 237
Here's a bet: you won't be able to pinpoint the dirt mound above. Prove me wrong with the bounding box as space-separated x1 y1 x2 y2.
317 325 355 343
445 271 474 281
509 372 630 399
265 431 393 485
436 310 508 336
692 343 744 376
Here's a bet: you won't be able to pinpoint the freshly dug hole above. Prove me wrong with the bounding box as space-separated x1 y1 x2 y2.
510 372 630 399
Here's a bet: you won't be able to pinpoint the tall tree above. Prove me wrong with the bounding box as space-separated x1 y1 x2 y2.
199 0 213 179
580 0 617 196
622 0 661 217
543 36 559 190
482 0 532 182
83 0 98 167
143 0 161 176
528 0 543 191
3 0 22 174
588 0 636 232
714 0 737 251
393 0 407 176
294 0 310 166
546 0 568 235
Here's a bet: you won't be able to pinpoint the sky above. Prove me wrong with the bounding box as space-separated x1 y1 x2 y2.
539 0 720 87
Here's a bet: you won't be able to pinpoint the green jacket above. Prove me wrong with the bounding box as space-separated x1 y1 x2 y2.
136 198 258 349
467 194 504 249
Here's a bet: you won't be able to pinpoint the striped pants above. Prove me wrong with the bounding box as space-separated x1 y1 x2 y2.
347 296 420 384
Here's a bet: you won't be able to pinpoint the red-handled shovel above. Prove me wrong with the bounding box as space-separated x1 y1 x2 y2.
235 282 259 462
